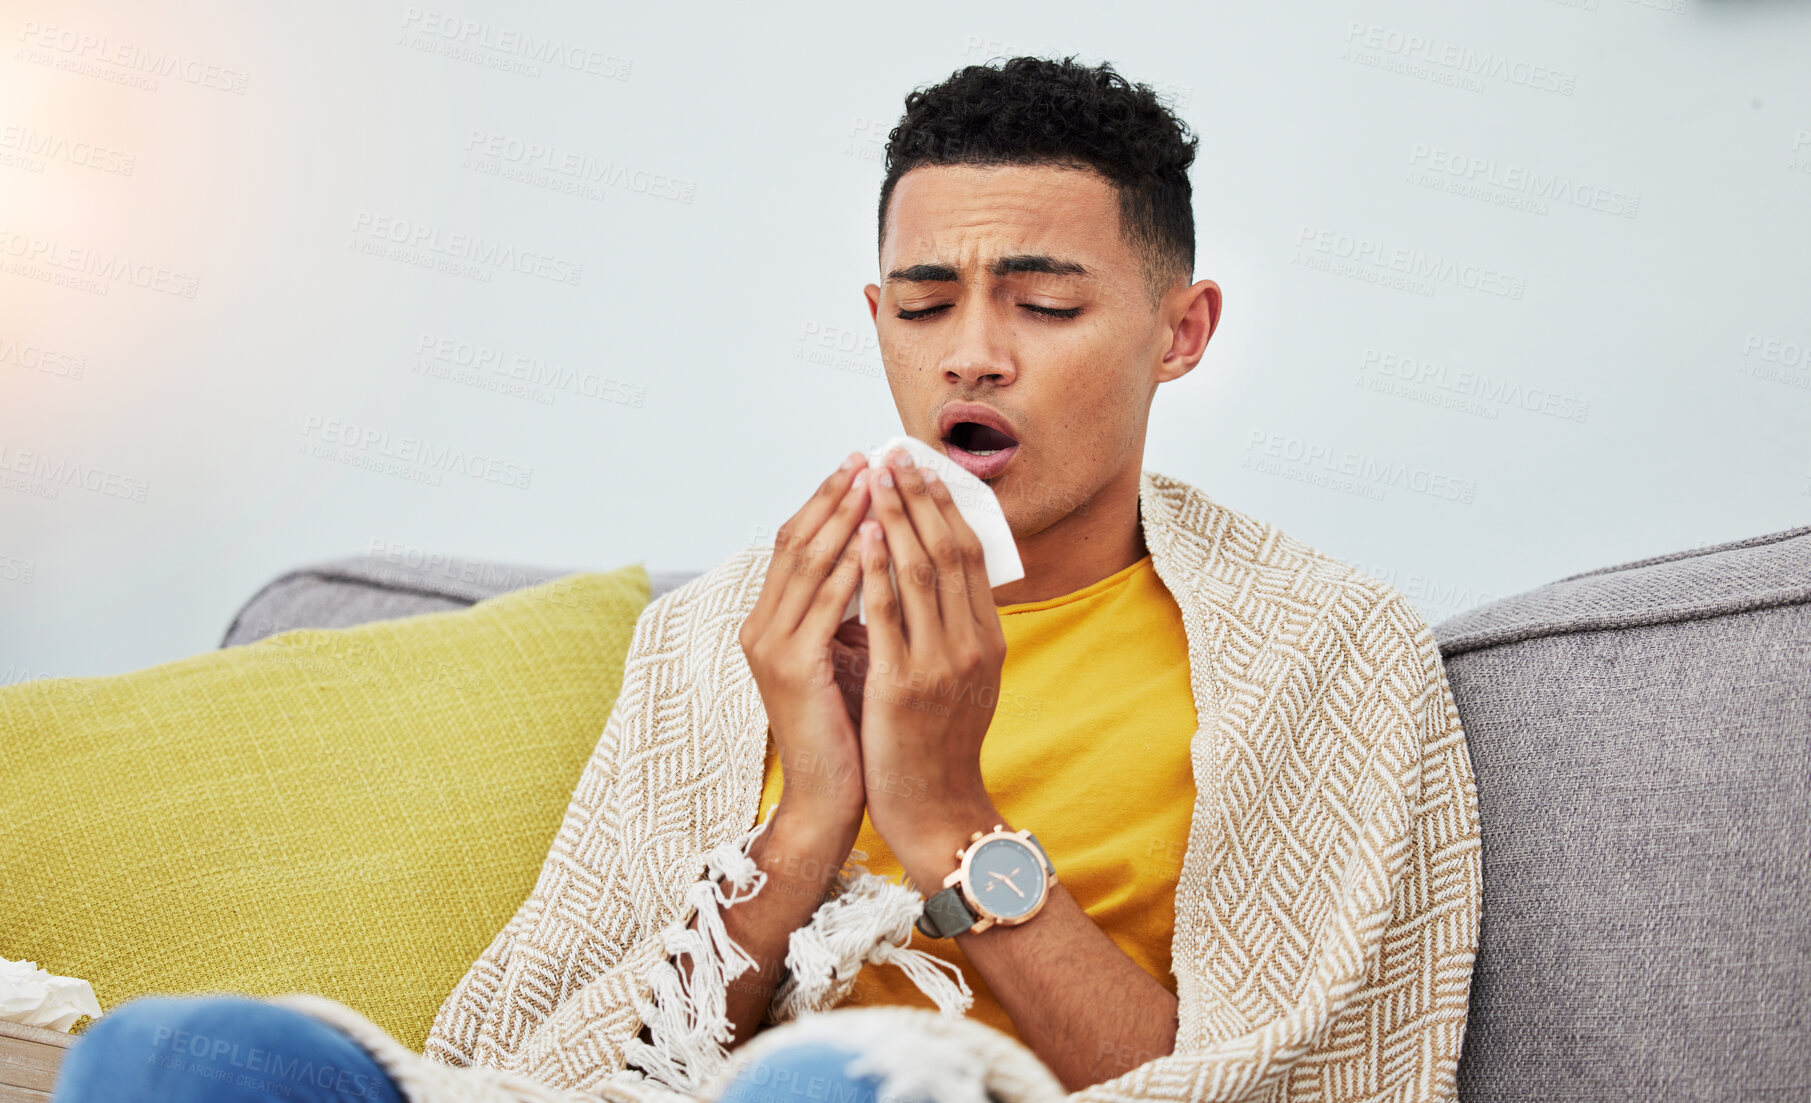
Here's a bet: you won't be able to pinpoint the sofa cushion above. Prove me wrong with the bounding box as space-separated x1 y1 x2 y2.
221 553 698 647
1431 525 1810 1102
0 566 651 1051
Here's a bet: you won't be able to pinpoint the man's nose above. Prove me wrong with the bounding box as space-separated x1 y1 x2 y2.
940 302 1016 386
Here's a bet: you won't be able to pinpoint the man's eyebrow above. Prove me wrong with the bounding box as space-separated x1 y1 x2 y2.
885 262 960 283
883 254 1092 283
991 254 1090 278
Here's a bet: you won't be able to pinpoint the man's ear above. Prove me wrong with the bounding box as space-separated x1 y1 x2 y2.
1157 279 1221 383
864 283 882 322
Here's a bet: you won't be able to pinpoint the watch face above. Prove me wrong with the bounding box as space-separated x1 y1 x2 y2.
967 838 1043 919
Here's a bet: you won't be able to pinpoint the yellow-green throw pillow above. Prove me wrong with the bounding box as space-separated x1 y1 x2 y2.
0 567 651 1051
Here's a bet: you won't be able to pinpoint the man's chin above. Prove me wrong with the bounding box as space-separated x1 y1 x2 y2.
1002 474 1102 534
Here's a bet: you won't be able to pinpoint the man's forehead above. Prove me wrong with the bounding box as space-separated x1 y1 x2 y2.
882 163 1124 269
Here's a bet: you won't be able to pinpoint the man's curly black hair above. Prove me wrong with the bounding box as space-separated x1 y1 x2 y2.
879 55 1199 309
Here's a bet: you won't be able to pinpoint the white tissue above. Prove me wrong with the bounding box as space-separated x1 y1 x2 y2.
843 434 1024 624
0 957 102 1032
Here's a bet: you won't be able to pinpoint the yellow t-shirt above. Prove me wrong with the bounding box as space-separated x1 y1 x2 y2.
756 552 1199 1041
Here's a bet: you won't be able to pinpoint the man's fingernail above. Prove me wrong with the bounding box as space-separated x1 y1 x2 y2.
840 453 861 471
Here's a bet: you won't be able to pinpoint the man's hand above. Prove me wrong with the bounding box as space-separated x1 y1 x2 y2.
739 451 875 833
854 448 1008 886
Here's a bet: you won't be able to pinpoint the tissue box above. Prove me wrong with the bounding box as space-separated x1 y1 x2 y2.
0 1018 74 1100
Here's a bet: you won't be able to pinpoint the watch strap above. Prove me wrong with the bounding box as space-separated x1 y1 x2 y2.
1023 832 1052 874
915 885 980 938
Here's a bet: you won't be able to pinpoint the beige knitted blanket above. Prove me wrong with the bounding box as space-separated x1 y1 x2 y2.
270 469 1483 1103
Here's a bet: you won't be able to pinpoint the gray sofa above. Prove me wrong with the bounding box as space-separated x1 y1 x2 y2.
221 527 1811 1103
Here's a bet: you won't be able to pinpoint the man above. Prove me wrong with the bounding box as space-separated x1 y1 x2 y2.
262 56 1483 1103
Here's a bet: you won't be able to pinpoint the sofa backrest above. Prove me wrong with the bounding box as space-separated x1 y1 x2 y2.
220 555 701 647
1430 525 1810 1102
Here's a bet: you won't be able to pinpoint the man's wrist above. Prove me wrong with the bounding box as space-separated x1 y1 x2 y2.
893 802 1009 896
758 798 860 891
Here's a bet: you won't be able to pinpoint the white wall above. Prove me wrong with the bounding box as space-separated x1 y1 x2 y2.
3 0 1808 682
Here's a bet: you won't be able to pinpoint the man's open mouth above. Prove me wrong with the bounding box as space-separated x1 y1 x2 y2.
941 402 1028 474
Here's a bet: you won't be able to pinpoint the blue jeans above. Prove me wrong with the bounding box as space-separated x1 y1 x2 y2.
718 1041 897 1103
54 994 404 1103
57 996 969 1103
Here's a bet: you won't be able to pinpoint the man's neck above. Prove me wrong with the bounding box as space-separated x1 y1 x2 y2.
990 463 1148 607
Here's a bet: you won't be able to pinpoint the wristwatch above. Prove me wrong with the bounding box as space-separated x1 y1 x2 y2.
914 825 1057 938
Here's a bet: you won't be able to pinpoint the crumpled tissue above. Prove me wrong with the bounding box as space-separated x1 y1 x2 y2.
0 956 103 1032
842 434 1024 624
